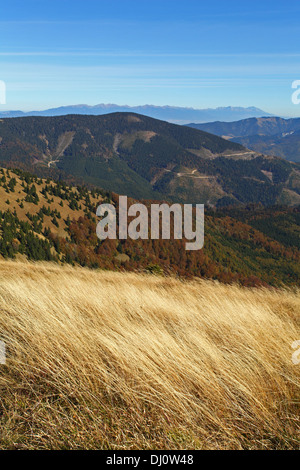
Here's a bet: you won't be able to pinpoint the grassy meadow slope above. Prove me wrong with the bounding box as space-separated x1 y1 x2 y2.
0 168 103 239
0 260 299 449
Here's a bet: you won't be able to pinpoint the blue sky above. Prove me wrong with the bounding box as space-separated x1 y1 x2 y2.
0 0 300 116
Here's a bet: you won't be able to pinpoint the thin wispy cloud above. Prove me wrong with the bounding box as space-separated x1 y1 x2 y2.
1 52 300 58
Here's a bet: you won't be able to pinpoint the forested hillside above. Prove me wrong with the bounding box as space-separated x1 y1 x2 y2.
187 117 300 163
0 167 299 287
1 113 299 205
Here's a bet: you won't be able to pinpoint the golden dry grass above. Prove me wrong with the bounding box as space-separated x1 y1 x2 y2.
0 260 299 449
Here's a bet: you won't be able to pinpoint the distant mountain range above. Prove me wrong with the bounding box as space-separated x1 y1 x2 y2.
187 117 300 163
0 104 272 124
0 112 299 206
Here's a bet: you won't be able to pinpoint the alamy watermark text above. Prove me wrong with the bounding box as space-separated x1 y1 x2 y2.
96 196 204 251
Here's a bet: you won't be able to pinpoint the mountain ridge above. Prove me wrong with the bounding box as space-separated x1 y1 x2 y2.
0 104 272 124
0 112 299 207
187 117 300 162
